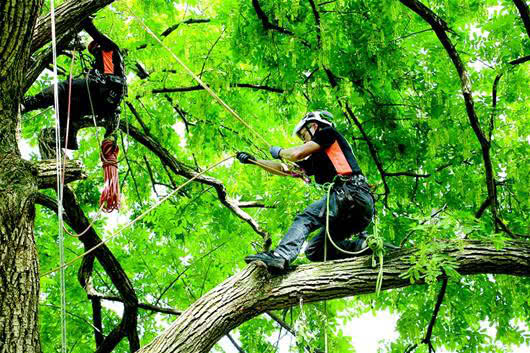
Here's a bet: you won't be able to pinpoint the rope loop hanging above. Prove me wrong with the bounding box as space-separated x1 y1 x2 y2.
99 138 120 212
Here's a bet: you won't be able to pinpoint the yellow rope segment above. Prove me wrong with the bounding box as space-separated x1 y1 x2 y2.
41 155 235 278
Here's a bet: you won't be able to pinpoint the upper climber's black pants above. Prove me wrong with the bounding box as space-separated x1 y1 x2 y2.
274 176 374 263
24 74 124 150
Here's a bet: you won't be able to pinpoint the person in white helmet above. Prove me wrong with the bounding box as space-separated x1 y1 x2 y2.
237 110 374 272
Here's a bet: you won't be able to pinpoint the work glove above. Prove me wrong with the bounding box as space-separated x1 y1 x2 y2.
269 146 282 159
236 152 256 164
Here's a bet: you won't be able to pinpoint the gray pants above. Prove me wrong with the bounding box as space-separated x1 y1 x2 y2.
274 185 374 263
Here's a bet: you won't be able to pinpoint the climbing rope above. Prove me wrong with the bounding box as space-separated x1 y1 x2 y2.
324 182 385 294
49 0 67 351
41 155 235 278
125 7 270 148
125 7 311 185
62 50 76 157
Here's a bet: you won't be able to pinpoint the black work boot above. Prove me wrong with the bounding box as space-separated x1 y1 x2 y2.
357 231 369 250
244 251 288 272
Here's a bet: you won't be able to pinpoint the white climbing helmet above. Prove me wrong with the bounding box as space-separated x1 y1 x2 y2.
292 110 334 137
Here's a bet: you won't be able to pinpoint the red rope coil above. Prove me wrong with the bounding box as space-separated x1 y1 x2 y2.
99 139 120 212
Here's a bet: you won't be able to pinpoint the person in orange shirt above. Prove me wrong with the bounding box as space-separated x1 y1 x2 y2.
238 111 374 272
22 18 126 155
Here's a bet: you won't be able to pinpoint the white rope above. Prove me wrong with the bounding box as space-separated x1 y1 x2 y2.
49 0 67 351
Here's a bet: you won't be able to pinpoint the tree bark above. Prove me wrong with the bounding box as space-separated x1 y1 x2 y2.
138 240 530 353
0 0 44 351
35 159 86 189
31 0 116 53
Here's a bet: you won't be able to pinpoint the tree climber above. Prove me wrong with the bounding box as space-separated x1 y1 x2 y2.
22 18 126 157
237 111 374 272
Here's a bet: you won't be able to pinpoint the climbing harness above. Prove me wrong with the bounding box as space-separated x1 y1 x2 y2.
324 180 373 257
41 155 236 278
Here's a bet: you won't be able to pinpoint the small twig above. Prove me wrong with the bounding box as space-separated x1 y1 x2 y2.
421 275 448 352
161 18 211 37
199 28 225 78
152 83 284 94
87 294 182 316
400 205 447 246
226 333 246 353
390 28 432 42
143 155 160 198
43 304 102 333
126 101 150 134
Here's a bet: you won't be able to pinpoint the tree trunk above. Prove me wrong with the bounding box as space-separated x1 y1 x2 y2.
0 0 43 351
0 157 40 352
138 240 530 353
31 0 116 53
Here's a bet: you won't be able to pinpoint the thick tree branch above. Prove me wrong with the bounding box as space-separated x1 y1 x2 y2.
35 181 140 351
489 55 530 141
152 83 284 94
94 319 127 353
513 0 530 39
509 55 530 66
138 239 530 353
251 0 294 35
421 276 448 352
91 298 104 348
308 0 322 47
344 102 390 201
475 197 492 219
161 19 211 37
35 159 86 189
24 29 78 92
31 0 115 54
87 294 183 316
489 74 502 143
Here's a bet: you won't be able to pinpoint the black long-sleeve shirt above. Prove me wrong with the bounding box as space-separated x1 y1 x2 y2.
84 22 125 78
